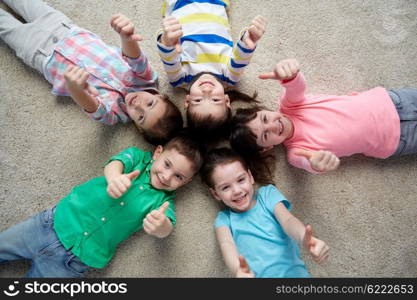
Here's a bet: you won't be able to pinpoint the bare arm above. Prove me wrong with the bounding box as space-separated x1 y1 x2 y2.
274 203 330 264
274 202 305 244
110 13 143 58
215 226 240 275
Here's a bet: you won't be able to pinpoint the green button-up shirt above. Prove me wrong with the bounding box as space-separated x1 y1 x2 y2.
54 147 176 268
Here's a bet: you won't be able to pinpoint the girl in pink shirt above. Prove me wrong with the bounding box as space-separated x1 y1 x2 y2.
230 59 416 174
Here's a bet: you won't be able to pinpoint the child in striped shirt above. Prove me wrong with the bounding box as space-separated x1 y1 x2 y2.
157 0 266 139
0 0 183 145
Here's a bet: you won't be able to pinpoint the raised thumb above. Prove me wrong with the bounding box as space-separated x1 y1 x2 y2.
239 255 250 273
303 225 313 247
175 42 182 53
126 170 140 181
294 149 313 160
258 72 277 80
158 201 170 214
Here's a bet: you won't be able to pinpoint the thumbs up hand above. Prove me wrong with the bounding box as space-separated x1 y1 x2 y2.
236 255 255 278
294 149 340 173
143 202 173 238
259 59 300 81
161 16 183 53
106 170 140 198
302 225 330 264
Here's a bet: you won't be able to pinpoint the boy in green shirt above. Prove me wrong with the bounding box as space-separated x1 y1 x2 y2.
0 133 202 277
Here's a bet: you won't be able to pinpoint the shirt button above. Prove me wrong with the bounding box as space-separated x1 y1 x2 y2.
101 217 106 222
120 202 125 206
84 232 89 236
139 186 144 190
53 36 59 43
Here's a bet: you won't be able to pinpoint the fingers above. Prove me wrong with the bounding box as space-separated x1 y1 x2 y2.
244 15 267 49
161 16 183 51
309 239 330 264
239 255 250 273
303 225 313 248
258 72 277 80
294 149 313 160
158 201 170 214
126 170 140 181
107 173 137 198
64 65 89 88
143 210 167 235
111 13 139 40
259 59 299 81
306 150 340 172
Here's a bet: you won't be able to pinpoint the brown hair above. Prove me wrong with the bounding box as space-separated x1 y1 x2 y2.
186 90 259 142
142 95 183 146
200 147 250 189
164 130 203 174
229 106 275 185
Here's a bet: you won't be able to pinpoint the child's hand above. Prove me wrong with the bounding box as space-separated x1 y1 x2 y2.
242 15 267 49
236 255 255 278
64 65 98 95
259 59 300 81
110 13 143 42
143 202 172 238
294 149 340 173
161 16 183 53
106 170 140 198
303 225 330 264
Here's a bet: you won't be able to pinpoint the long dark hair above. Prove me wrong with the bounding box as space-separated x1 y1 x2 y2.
229 106 276 185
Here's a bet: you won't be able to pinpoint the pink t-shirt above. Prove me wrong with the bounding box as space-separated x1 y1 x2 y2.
281 73 400 173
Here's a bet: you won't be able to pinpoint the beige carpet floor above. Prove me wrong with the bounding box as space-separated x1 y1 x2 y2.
1 0 416 277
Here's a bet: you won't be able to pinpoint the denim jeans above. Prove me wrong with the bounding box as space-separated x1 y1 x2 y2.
388 88 417 156
0 207 89 278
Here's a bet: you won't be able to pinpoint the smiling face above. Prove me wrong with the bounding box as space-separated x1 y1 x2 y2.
125 91 168 132
246 110 294 151
210 161 255 212
186 73 230 120
150 146 195 191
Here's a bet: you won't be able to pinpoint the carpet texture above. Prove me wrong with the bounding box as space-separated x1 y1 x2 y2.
0 0 416 277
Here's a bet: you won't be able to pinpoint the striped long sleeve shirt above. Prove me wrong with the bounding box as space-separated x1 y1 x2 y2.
157 0 256 88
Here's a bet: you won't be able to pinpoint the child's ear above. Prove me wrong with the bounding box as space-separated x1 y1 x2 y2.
184 95 190 109
152 145 164 160
209 187 222 201
225 94 231 108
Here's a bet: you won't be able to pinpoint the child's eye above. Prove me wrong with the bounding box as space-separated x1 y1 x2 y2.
138 113 144 122
238 177 246 183
263 115 267 123
147 100 154 107
212 98 221 102
175 174 184 181
193 98 202 103
164 161 170 168
221 186 229 191
263 132 268 141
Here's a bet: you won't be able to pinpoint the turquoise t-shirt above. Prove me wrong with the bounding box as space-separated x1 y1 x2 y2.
215 184 310 278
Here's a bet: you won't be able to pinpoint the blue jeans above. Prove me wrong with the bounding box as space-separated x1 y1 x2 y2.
0 207 89 278
388 88 417 156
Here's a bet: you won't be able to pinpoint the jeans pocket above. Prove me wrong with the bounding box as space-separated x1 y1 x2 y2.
65 254 89 276
39 239 62 256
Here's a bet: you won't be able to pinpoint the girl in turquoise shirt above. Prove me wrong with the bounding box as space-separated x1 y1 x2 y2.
200 147 329 277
